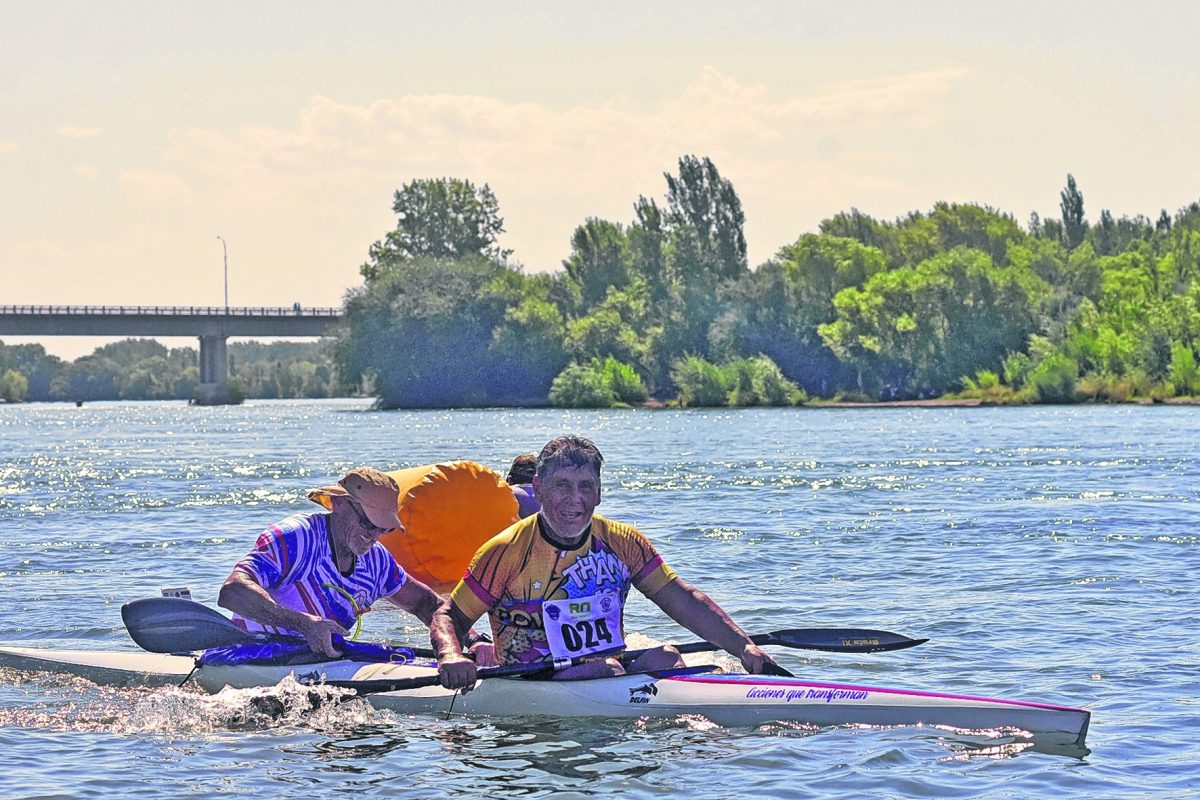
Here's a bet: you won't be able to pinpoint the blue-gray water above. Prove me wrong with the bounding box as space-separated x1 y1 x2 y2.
0 400 1195 799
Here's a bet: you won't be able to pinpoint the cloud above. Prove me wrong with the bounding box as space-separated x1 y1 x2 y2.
57 125 104 139
791 68 971 129
121 66 972 271
117 169 192 204
163 65 967 177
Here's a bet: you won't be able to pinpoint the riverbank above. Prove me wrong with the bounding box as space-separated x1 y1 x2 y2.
807 395 1200 408
806 398 983 408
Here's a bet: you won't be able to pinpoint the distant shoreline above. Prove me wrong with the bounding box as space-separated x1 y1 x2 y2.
806 398 982 408
805 396 1200 408
6 395 1200 409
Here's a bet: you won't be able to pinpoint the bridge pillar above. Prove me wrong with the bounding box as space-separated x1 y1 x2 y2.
195 335 234 405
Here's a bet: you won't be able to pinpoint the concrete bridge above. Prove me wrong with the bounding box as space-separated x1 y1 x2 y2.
0 304 342 405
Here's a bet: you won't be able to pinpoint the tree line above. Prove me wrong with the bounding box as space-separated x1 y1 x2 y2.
0 339 342 403
8 158 1197 408
335 158 1200 407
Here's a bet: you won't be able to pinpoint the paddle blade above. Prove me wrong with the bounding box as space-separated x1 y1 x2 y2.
762 628 928 653
121 596 260 653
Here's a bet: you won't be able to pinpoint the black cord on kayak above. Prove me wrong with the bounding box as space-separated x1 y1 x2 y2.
177 656 201 687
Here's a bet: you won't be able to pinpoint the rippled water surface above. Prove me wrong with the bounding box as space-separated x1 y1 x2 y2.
1 400 1196 799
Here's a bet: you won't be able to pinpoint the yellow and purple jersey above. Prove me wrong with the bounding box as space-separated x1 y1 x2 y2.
450 514 677 665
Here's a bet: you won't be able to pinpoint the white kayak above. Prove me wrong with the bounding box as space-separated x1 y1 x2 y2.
0 645 196 686
0 645 1089 748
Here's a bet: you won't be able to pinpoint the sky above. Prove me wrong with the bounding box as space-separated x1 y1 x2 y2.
3 1 1199 358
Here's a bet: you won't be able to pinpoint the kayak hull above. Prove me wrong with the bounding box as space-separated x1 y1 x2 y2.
195 658 1090 747
0 646 1089 747
0 645 195 687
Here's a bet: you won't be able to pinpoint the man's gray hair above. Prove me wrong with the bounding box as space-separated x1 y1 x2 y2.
536 435 604 479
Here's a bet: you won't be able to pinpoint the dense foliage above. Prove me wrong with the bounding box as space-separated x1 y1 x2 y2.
336 165 1200 407
0 339 342 403
11 165 1197 410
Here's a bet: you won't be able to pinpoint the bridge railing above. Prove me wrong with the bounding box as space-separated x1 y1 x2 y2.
0 305 342 317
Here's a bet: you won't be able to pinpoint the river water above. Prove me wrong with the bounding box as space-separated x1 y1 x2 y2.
0 400 1195 799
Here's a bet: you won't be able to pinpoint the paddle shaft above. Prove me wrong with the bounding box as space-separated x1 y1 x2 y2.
124 599 925 674
335 628 929 694
329 647 626 694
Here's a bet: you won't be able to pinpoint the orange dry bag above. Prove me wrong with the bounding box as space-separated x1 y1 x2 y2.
381 461 519 591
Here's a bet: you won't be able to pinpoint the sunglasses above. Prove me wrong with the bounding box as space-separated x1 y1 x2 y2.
347 499 390 535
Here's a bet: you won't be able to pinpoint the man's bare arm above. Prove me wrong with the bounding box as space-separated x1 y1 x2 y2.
431 601 483 690
649 578 779 674
218 570 347 658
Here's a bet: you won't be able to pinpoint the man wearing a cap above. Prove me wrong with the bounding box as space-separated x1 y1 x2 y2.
218 467 444 658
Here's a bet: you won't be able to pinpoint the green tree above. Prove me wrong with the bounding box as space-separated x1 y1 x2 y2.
549 362 616 408
562 282 651 369
629 196 671 306
1041 217 1065 244
819 249 1042 397
0 342 64 401
53 356 120 401
670 355 730 407
1098 251 1155 329
361 178 510 281
1165 203 1200 290
1169 344 1200 395
227 341 339 399
1092 209 1117 255
1141 323 1174 382
335 256 532 407
1060 174 1088 251
548 356 649 408
1026 352 1079 402
664 155 748 282
1 369 28 402
819 208 895 257
94 338 169 368
120 355 173 400
562 218 632 308
893 204 1025 268
721 234 884 396
173 366 200 399
600 356 648 405
726 355 805 406
489 294 571 401
1027 211 1043 238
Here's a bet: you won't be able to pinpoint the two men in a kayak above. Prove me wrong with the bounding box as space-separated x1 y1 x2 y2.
433 434 781 690
217 467 477 659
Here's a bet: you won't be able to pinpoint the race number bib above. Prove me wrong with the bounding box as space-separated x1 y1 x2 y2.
542 591 625 659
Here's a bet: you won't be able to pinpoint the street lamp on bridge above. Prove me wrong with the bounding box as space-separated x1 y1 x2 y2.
216 235 229 312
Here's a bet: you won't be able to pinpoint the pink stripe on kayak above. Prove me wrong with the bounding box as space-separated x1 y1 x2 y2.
670 675 1086 713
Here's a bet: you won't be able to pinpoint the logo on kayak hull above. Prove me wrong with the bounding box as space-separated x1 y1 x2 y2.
297 670 323 686
629 682 657 704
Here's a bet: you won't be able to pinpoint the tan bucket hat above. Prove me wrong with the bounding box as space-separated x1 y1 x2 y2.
307 467 404 530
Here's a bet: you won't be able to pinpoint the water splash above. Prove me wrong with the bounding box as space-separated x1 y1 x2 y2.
0 673 388 735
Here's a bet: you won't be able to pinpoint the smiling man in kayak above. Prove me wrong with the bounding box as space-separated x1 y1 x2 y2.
433 435 780 690
219 467 448 658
